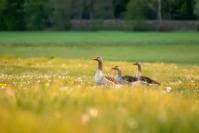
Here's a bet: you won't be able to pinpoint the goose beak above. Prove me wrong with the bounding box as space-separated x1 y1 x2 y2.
112 67 116 70
92 58 98 61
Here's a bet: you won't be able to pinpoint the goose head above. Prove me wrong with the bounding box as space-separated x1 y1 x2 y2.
112 66 121 71
92 56 103 70
92 56 103 63
133 62 140 66
112 66 122 76
133 62 141 70
133 62 142 78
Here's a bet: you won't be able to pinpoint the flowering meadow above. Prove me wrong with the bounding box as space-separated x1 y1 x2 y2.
0 56 198 133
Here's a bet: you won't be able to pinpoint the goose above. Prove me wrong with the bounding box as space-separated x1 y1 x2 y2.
133 62 160 85
92 56 117 85
112 66 138 84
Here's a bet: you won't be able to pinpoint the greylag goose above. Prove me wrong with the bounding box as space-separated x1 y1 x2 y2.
92 56 117 85
112 66 138 84
133 62 160 85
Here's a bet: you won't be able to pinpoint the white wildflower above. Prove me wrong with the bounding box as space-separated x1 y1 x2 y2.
81 114 90 124
88 108 98 118
45 82 50 87
6 89 15 97
165 86 172 93
76 77 83 82
115 84 122 88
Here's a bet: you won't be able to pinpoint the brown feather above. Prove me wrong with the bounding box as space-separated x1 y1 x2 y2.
105 76 118 84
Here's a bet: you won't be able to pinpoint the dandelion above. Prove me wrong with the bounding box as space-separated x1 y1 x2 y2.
88 107 98 118
165 86 172 93
76 77 83 82
45 82 50 87
114 84 122 89
81 113 90 124
81 107 99 124
5 89 15 97
0 83 7 88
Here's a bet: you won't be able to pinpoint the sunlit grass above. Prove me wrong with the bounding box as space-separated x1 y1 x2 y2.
0 56 199 133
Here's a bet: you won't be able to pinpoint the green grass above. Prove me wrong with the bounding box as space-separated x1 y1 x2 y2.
1 44 199 64
0 32 199 133
0 31 199 45
0 32 199 64
0 57 199 133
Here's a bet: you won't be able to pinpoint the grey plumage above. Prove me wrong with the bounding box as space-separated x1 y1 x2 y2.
133 62 160 85
112 66 138 84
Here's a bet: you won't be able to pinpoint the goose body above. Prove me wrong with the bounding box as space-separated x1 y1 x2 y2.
93 57 117 85
94 69 115 85
133 62 160 85
94 69 104 84
112 66 138 84
140 76 160 85
122 75 138 82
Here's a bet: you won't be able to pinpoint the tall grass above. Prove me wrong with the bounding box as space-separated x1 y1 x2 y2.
0 57 199 133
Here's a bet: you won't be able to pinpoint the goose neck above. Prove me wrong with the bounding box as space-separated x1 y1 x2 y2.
116 70 122 77
98 61 103 71
136 64 142 78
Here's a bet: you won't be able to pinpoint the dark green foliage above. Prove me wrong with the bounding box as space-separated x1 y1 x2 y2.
126 0 149 20
93 0 114 19
50 0 71 30
0 0 25 30
195 0 199 18
113 0 129 18
162 0 196 20
126 0 196 20
24 0 51 30
0 0 198 30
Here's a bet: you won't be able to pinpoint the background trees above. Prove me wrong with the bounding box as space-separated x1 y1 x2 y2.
194 0 199 18
50 0 71 30
162 0 195 20
0 0 25 30
24 0 51 30
125 0 157 20
0 0 198 30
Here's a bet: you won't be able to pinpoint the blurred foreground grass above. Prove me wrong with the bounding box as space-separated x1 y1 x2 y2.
0 57 199 133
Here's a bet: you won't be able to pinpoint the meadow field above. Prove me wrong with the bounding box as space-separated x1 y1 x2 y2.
0 32 199 64
0 32 199 133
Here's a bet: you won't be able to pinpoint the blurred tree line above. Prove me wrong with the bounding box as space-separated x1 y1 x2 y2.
0 0 198 30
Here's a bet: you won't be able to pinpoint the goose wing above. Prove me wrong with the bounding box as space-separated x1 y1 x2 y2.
105 76 118 84
140 76 160 85
122 75 138 82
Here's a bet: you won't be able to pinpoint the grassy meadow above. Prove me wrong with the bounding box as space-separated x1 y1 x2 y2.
0 32 199 64
0 32 199 133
